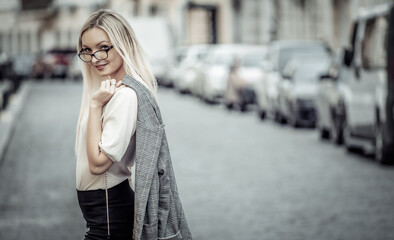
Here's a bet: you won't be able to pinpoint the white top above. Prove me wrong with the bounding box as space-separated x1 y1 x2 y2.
76 87 138 191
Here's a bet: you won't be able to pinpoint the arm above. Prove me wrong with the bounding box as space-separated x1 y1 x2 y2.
86 79 116 175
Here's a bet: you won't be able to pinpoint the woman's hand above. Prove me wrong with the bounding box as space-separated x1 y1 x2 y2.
90 79 117 108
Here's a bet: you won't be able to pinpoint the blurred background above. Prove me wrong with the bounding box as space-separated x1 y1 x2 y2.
1 0 394 239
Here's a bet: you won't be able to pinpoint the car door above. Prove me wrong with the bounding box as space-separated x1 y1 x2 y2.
347 18 376 139
357 15 389 139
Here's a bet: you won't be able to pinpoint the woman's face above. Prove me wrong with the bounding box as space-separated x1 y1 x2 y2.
81 27 125 81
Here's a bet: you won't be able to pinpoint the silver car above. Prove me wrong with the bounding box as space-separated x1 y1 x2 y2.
255 40 331 121
278 57 330 127
338 3 394 164
172 45 210 94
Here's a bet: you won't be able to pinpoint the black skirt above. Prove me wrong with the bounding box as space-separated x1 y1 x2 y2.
77 179 134 240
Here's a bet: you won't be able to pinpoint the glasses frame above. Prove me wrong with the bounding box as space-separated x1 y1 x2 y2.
78 46 114 62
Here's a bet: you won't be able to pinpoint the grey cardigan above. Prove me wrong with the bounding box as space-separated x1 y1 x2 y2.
122 75 192 240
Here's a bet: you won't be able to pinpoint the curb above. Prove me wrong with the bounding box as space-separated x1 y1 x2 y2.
0 81 31 162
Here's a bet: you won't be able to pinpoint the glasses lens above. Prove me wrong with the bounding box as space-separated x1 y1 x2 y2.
79 54 91 62
94 50 108 60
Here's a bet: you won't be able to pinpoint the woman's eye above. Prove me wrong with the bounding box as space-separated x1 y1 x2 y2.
81 48 91 53
100 45 110 50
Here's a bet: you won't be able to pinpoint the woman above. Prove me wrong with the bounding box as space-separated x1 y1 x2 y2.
225 58 245 110
75 9 192 240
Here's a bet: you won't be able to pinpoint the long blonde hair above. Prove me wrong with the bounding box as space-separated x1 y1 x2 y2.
75 9 157 151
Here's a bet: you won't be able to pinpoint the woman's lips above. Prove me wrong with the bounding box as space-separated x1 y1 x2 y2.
95 63 108 71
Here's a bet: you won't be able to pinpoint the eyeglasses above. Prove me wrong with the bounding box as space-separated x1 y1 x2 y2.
78 46 114 62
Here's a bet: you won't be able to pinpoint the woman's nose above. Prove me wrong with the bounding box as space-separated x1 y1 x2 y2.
91 56 98 64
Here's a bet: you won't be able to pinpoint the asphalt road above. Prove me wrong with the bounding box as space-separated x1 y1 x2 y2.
0 81 393 240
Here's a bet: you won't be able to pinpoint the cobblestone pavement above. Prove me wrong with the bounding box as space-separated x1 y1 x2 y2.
0 81 394 240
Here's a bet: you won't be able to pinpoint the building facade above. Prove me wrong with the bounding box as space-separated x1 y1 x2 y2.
0 0 393 57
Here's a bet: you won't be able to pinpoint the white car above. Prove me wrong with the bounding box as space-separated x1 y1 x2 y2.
193 44 262 104
172 45 210 94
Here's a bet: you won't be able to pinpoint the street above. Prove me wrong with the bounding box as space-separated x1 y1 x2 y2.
0 80 394 240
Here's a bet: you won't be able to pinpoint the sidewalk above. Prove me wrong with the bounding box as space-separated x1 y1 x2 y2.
0 81 31 162
0 81 85 240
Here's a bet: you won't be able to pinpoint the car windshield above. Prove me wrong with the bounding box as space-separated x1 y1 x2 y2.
293 61 329 82
242 53 266 67
278 46 329 73
209 52 233 65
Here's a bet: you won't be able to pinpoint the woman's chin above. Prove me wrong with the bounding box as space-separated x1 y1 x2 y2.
96 70 111 78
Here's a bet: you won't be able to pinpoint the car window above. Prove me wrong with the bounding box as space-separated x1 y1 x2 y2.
208 51 233 65
242 53 266 67
293 61 330 82
278 46 329 73
361 16 388 69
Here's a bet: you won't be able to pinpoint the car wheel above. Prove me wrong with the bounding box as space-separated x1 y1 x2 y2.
319 127 330 139
330 109 343 145
226 103 234 110
275 111 286 124
374 123 392 164
240 102 247 112
258 110 266 120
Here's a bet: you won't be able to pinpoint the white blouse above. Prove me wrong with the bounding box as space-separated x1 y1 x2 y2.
76 87 138 191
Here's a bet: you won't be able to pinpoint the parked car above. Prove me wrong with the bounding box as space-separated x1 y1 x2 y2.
278 57 330 127
224 46 268 111
339 3 394 164
32 52 50 79
0 51 13 80
255 40 331 121
11 54 35 80
172 44 210 94
192 44 261 104
67 55 82 80
32 48 76 79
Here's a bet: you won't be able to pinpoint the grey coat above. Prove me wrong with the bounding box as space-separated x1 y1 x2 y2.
122 75 192 240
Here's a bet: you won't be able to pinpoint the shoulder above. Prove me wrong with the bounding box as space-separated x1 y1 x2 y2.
104 87 138 113
115 86 137 99
110 86 138 104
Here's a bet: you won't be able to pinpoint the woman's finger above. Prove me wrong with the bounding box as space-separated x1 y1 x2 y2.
109 79 116 94
105 79 110 91
100 80 106 90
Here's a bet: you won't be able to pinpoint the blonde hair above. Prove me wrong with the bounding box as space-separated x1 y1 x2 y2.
75 9 157 151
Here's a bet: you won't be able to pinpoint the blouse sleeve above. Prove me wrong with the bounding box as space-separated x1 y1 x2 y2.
99 87 138 163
